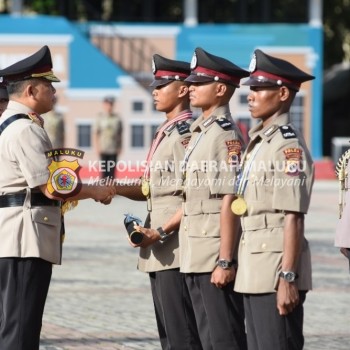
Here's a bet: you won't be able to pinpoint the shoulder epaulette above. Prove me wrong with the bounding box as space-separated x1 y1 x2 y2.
176 120 191 135
279 125 297 139
215 117 233 130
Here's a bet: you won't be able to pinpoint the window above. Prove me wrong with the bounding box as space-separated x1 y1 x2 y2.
239 94 248 105
151 124 159 140
290 95 304 134
132 101 144 111
77 124 91 148
131 125 144 147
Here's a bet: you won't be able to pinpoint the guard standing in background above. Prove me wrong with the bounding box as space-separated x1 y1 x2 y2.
137 47 249 350
0 45 116 350
94 95 123 179
0 81 9 116
115 54 202 350
234 49 315 350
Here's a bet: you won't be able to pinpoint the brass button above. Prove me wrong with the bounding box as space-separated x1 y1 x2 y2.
184 226 187 231
261 243 267 249
242 239 245 245
202 230 207 235
44 216 49 222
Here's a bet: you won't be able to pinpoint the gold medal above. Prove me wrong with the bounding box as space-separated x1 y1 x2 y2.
141 179 150 197
231 196 247 215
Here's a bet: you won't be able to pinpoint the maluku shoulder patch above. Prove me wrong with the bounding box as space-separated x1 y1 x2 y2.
215 117 233 130
176 121 191 135
279 125 297 139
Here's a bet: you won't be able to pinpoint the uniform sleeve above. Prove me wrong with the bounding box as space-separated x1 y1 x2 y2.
11 124 52 188
207 129 242 195
271 139 314 213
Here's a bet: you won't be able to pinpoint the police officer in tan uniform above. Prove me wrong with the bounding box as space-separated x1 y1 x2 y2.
0 46 116 350
139 48 249 350
116 54 201 350
335 148 350 268
233 49 315 350
94 96 123 179
0 82 9 116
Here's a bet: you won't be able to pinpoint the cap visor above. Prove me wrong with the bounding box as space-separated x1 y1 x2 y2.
184 74 213 83
242 77 279 87
149 79 171 87
44 73 61 82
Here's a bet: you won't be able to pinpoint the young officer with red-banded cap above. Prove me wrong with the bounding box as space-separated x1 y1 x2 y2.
138 47 249 349
115 54 202 349
234 49 315 350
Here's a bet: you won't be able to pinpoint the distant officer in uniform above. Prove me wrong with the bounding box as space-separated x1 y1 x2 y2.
138 47 249 350
233 49 315 350
0 81 9 116
115 54 202 350
334 148 350 270
43 98 65 148
0 45 116 350
94 95 123 179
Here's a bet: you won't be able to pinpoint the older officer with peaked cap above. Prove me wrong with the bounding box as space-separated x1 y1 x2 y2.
0 81 9 116
115 54 202 349
138 47 249 349
233 49 315 350
0 45 116 350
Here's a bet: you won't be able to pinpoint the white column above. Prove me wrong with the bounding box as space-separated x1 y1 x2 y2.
184 0 198 27
309 0 322 27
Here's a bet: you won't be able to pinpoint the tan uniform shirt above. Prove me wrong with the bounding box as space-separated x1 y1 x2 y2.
179 105 244 273
335 159 350 248
0 101 62 264
94 113 123 155
234 114 314 294
138 118 192 273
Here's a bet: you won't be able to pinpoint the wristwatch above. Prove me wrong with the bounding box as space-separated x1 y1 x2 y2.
279 271 298 282
156 227 169 242
216 259 236 270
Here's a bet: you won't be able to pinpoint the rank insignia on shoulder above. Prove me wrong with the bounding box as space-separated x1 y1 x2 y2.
176 121 190 135
216 117 233 130
279 125 297 139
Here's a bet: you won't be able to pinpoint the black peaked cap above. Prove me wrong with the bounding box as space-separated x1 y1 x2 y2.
185 47 249 87
150 54 191 87
0 45 60 83
243 49 315 91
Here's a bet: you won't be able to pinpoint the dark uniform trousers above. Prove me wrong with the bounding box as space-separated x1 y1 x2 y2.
185 273 247 350
0 258 52 350
243 291 307 350
150 268 202 350
100 153 117 179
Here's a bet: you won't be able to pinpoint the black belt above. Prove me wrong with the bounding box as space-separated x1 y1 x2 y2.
0 193 61 208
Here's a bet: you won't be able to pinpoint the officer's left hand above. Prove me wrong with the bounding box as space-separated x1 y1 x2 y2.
276 279 299 315
133 225 161 248
210 266 235 289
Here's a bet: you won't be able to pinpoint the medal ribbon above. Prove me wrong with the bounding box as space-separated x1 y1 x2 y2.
235 140 264 196
143 111 192 179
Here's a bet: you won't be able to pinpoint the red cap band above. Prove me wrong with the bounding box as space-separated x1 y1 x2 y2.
193 66 241 85
251 70 301 89
155 70 188 79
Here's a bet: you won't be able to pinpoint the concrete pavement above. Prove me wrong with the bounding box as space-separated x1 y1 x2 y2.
40 180 350 350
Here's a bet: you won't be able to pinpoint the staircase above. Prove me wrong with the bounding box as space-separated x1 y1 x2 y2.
86 24 161 92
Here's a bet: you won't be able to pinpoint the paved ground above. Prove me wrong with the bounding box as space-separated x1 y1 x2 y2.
39 180 350 350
